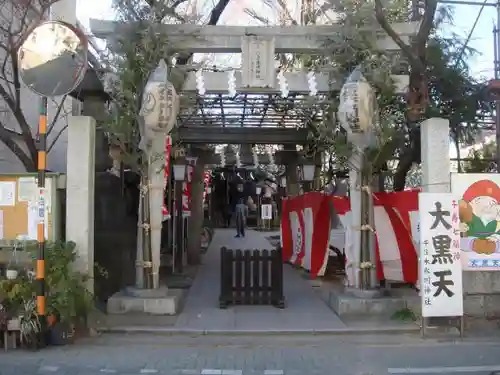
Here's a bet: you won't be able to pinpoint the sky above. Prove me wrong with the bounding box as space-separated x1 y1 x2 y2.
76 0 497 78
446 1 496 79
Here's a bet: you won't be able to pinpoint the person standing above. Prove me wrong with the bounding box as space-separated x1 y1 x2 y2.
235 197 248 238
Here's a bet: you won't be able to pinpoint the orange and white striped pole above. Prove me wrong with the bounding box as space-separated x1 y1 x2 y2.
36 96 48 326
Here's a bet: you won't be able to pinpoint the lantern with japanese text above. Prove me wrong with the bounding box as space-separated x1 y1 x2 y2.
338 68 376 134
139 60 179 142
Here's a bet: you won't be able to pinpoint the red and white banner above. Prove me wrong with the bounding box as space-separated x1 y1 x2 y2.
281 191 419 282
182 157 197 217
330 191 419 283
203 170 211 204
162 136 172 221
281 192 332 276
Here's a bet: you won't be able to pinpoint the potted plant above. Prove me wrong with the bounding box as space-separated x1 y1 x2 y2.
19 298 42 350
0 276 35 314
25 241 94 345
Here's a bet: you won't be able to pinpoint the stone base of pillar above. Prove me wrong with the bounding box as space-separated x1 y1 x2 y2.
106 286 180 315
344 287 382 299
323 287 409 318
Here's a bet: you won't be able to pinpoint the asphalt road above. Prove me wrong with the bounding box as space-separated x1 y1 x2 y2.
2 333 500 375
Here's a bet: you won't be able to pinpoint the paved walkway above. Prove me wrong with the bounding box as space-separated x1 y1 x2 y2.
174 229 346 332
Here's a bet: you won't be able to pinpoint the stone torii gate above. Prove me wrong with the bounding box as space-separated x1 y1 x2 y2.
68 19 418 304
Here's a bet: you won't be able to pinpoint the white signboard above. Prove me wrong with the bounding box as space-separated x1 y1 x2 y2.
18 177 36 202
261 204 272 220
419 193 463 318
0 181 15 206
241 36 275 88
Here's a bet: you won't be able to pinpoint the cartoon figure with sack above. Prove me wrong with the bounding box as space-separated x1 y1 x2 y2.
459 179 500 254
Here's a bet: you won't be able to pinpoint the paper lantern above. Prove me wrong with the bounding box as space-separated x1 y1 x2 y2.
140 60 180 138
338 68 376 133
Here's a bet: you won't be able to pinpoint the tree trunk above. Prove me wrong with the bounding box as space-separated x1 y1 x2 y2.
0 129 37 172
393 71 427 191
374 0 436 191
284 144 299 196
454 136 462 173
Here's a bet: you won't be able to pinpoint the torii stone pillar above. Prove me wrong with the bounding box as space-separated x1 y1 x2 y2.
66 116 96 292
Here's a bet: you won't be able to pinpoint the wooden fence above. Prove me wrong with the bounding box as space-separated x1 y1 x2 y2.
219 247 285 308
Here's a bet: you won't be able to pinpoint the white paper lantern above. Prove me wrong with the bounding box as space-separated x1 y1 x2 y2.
140 60 180 138
338 68 375 133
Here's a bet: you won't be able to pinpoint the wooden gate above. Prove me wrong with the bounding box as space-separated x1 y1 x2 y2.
219 247 285 308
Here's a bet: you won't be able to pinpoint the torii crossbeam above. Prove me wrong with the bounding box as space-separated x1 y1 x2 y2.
89 20 419 53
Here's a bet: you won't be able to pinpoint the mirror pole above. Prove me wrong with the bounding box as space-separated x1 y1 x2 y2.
36 96 48 332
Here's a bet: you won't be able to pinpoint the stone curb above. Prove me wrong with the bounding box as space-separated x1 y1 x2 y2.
95 325 420 336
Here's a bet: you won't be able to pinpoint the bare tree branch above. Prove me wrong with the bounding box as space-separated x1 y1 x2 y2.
0 78 37 162
416 0 438 46
207 0 231 26
47 124 68 153
47 95 70 136
0 121 35 170
172 0 189 8
176 0 232 66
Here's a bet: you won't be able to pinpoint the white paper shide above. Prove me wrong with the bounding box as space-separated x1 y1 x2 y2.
419 193 463 318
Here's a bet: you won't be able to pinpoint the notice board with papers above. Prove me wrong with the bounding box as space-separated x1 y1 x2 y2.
0 173 61 243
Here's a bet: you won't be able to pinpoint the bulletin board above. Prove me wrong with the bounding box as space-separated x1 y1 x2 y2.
0 173 60 244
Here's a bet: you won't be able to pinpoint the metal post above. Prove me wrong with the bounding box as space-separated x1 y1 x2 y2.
183 216 188 267
175 180 183 274
171 182 177 275
167 171 173 255
258 195 261 229
36 96 47 330
208 191 212 221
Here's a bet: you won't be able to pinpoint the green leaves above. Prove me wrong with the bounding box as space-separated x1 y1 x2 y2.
102 0 185 174
25 241 93 323
463 142 497 173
